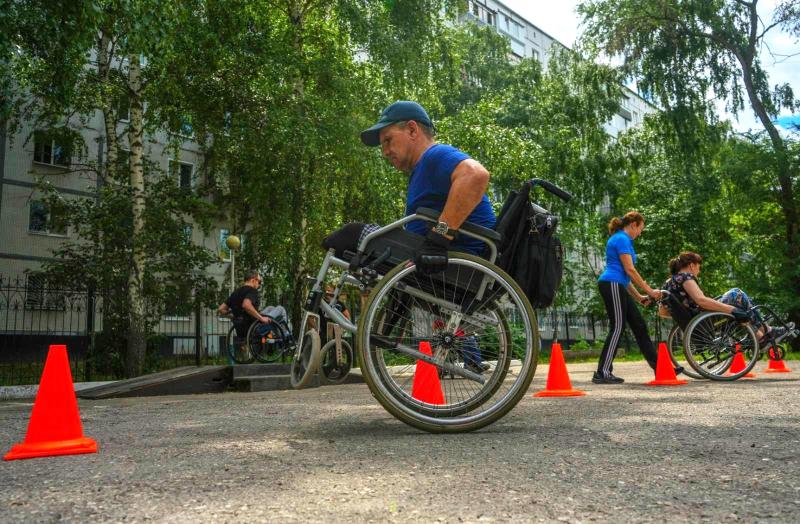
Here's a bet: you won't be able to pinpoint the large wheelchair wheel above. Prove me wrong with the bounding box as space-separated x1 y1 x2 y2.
357 252 539 433
683 312 759 380
666 325 703 380
226 325 255 364
290 329 321 389
249 320 290 363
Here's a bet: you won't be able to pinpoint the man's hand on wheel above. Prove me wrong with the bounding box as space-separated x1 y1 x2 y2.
414 230 451 276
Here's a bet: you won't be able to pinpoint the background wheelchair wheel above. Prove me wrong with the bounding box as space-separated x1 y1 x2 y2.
290 329 321 389
683 312 758 380
318 339 353 385
249 321 290 363
666 325 703 380
357 252 539 433
226 326 255 364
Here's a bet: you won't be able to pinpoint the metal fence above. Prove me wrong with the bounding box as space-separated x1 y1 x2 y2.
1 272 679 385
534 309 672 353
0 274 237 386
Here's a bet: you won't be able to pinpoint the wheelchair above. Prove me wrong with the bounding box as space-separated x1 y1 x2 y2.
290 180 571 433
226 306 296 365
661 290 798 380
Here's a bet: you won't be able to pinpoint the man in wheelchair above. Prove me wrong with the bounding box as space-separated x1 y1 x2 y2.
217 270 271 339
321 101 497 374
659 252 792 346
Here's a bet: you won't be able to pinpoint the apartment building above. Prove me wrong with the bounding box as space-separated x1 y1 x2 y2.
463 0 655 137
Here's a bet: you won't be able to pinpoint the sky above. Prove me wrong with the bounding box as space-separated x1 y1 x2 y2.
501 0 800 133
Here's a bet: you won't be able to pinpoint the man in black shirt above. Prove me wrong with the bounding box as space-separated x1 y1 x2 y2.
218 270 271 337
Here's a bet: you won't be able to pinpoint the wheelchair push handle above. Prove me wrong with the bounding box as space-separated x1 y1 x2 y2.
528 178 573 202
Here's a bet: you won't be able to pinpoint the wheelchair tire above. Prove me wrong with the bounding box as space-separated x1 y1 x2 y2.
226 325 255 364
290 329 321 389
249 320 291 363
683 311 759 381
318 339 354 385
357 252 539 433
666 325 703 380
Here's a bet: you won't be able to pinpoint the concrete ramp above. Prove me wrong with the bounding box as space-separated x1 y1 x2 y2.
77 366 231 399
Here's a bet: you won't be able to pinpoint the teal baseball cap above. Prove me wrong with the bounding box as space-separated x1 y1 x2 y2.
360 101 434 147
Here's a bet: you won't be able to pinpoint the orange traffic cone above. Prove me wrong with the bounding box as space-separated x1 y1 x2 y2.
726 346 756 378
647 342 688 386
4 345 97 461
411 341 445 405
534 342 586 397
765 346 791 373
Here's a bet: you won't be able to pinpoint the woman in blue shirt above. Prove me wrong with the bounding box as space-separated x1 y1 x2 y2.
595 212 667 384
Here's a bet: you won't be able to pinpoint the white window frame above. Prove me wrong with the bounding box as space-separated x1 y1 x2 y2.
33 131 71 168
169 159 196 190
28 200 68 237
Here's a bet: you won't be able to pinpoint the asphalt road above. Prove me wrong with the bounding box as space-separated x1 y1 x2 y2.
2 360 799 523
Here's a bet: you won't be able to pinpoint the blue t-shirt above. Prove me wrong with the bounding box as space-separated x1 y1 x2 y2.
404 144 496 255
598 231 636 286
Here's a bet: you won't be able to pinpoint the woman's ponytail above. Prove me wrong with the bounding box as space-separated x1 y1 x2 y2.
607 217 624 234
607 211 644 234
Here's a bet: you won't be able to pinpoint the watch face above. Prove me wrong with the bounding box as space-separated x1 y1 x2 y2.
435 222 448 234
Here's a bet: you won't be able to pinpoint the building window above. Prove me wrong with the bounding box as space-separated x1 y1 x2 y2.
29 200 67 236
118 93 130 122
33 131 71 167
25 273 65 310
510 39 525 57
468 1 495 26
169 160 194 190
532 49 540 61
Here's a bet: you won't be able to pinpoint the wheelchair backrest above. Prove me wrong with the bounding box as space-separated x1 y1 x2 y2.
662 292 695 330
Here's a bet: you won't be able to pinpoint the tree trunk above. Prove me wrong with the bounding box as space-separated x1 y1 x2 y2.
97 30 119 181
738 60 800 345
126 54 147 376
288 0 309 331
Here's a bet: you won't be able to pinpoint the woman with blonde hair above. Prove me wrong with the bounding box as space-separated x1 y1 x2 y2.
595 212 669 384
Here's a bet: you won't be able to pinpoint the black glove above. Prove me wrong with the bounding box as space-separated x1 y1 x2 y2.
414 230 450 276
730 308 751 322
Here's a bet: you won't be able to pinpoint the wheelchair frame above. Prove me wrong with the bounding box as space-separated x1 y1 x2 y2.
661 289 797 380
297 211 501 384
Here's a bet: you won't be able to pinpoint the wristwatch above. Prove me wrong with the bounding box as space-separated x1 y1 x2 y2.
433 220 457 237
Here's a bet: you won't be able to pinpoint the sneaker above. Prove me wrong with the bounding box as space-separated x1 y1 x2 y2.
759 326 788 345
674 366 685 376
464 361 490 374
592 372 624 384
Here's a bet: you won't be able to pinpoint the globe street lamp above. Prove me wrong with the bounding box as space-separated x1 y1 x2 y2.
226 234 241 294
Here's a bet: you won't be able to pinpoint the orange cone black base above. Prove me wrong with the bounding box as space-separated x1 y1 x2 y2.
647 342 688 386
534 342 586 397
4 345 97 461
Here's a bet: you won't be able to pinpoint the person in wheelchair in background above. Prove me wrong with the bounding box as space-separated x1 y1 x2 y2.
321 100 495 374
217 270 271 340
659 251 791 346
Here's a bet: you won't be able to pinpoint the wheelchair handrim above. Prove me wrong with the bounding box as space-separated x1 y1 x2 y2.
360 257 536 428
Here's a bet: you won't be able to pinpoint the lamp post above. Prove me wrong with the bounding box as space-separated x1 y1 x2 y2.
226 234 241 294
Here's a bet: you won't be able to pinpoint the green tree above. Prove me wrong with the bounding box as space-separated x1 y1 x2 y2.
4 0 219 376
579 0 800 328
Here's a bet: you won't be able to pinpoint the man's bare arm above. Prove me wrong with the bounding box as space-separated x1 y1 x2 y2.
243 299 269 323
437 159 490 236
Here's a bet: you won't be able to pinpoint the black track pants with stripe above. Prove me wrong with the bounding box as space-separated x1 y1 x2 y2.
596 281 658 376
